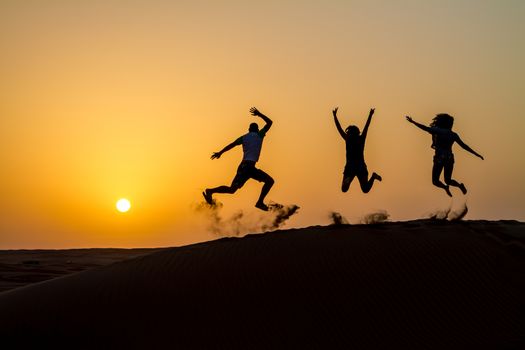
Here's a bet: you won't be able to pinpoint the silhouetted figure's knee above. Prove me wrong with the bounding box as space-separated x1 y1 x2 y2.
360 181 373 193
361 180 373 193
358 175 374 193
432 178 443 187
341 177 351 192
260 177 274 194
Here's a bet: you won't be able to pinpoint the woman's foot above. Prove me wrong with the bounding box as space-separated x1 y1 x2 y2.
459 183 467 195
444 185 453 197
373 173 382 182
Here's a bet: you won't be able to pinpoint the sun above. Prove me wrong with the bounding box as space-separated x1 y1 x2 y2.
116 198 131 213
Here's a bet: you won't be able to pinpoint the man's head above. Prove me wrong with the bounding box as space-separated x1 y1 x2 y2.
249 123 259 132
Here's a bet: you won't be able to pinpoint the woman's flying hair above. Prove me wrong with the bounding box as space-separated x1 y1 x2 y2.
430 113 454 130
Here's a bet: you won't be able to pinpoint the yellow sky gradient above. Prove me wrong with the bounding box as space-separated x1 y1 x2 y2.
1 0 524 248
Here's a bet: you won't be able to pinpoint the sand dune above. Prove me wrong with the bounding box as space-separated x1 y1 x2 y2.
1 220 524 349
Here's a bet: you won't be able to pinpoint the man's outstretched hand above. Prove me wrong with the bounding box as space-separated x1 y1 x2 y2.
369 108 375 116
332 107 338 117
250 107 261 116
211 152 222 160
406 116 414 123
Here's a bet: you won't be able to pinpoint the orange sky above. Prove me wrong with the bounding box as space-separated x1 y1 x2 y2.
1 0 524 248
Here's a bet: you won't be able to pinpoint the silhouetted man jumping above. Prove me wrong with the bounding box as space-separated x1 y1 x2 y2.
333 107 382 193
203 107 274 211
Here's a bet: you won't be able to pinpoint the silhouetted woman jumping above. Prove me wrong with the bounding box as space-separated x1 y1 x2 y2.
333 107 382 193
406 113 484 197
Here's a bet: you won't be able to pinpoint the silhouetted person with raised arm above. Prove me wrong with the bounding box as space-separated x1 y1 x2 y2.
332 107 382 193
406 113 484 197
203 107 274 211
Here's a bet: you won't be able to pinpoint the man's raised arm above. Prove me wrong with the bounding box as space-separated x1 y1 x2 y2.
250 107 272 133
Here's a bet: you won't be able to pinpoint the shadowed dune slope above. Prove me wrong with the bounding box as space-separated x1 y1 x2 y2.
0 248 163 292
1 220 524 349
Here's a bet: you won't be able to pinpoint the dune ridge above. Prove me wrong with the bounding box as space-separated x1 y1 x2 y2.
0 220 523 349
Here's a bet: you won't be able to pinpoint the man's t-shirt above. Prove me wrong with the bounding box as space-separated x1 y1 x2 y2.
235 126 269 162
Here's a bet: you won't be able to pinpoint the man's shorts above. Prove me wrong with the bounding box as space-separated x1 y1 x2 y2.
231 161 271 189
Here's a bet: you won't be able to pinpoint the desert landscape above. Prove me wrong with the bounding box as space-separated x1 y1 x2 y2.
3 1 525 349
1 220 523 348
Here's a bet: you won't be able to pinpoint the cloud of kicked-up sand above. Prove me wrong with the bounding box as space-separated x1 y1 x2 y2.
428 207 451 220
194 201 300 236
360 210 390 224
427 202 468 221
448 203 468 221
329 212 349 225
262 203 300 231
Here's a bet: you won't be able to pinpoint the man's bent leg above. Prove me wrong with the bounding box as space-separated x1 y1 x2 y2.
203 185 239 205
204 162 249 205
258 177 274 202
253 169 274 211
207 186 237 195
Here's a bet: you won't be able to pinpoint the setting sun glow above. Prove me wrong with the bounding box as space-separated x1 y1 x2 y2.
116 199 131 213
1 1 524 249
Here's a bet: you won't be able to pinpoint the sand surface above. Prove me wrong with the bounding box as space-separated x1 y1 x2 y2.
0 248 162 293
0 220 523 349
